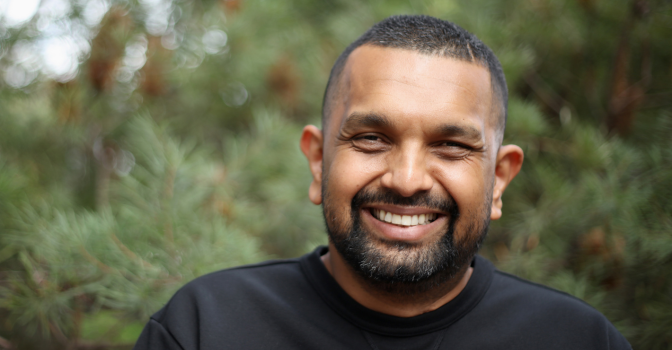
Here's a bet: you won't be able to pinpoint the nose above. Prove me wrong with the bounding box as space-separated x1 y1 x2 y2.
380 143 433 197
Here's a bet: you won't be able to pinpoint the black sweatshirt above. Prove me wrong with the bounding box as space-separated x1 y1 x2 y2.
134 246 631 350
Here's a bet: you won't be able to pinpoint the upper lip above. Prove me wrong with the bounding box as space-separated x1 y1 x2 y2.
364 204 445 216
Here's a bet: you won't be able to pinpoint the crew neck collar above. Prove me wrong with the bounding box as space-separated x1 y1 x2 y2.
300 246 494 337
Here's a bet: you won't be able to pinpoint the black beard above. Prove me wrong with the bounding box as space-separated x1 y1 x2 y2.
323 187 490 296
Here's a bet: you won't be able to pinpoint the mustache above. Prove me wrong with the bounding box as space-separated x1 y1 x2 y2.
351 188 459 217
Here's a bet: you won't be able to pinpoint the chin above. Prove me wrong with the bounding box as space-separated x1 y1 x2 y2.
322 186 491 295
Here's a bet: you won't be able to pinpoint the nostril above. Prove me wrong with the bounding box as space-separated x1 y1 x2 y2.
379 168 433 197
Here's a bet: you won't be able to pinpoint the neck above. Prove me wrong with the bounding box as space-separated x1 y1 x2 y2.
321 243 474 318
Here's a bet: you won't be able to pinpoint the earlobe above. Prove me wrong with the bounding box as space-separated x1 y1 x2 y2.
300 125 324 205
490 189 503 220
490 145 524 220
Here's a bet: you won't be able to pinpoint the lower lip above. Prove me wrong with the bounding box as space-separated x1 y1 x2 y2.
361 209 448 242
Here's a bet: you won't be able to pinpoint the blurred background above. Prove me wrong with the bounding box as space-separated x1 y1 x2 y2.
0 0 670 348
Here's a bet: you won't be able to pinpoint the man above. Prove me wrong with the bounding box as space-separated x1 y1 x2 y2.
134 15 631 349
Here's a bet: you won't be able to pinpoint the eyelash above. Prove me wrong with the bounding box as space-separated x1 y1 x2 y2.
359 135 382 141
349 134 388 152
348 134 473 159
437 141 470 149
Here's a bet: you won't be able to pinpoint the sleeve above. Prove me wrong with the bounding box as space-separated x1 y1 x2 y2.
133 319 185 350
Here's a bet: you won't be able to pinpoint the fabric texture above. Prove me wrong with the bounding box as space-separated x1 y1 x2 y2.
134 246 631 350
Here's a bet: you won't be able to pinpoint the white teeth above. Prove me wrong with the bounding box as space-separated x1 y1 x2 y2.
372 209 438 227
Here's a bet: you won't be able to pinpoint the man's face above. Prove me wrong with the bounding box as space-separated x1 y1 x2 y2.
315 46 501 289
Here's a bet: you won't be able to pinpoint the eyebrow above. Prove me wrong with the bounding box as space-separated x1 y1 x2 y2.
341 112 393 132
340 112 483 141
437 124 483 141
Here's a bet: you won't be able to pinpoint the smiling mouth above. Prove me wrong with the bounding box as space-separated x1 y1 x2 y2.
370 208 439 227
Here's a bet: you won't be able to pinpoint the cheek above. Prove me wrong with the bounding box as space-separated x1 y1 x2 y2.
432 161 488 201
430 161 490 237
326 152 387 207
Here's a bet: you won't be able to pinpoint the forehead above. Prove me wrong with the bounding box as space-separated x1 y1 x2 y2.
328 46 494 139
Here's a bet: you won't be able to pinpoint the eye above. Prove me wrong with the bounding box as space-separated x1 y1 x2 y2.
434 141 472 159
361 135 381 141
351 133 389 152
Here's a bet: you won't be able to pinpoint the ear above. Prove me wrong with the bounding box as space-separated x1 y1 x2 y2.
300 125 324 205
491 145 524 220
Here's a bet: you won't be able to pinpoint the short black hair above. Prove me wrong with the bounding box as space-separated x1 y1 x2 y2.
322 15 507 141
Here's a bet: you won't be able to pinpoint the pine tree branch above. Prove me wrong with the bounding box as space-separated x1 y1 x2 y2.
78 246 115 275
95 163 112 211
109 232 155 269
48 322 134 350
48 321 69 346
161 167 176 247
523 72 572 115
163 221 174 246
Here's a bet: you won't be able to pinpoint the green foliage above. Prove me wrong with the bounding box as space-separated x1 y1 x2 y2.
220 109 326 257
0 0 670 348
1 117 264 348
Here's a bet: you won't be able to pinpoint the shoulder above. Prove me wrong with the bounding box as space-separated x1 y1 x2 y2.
151 258 306 327
470 269 631 349
186 258 302 291
138 257 316 349
491 269 601 318
160 257 303 310
471 256 604 319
